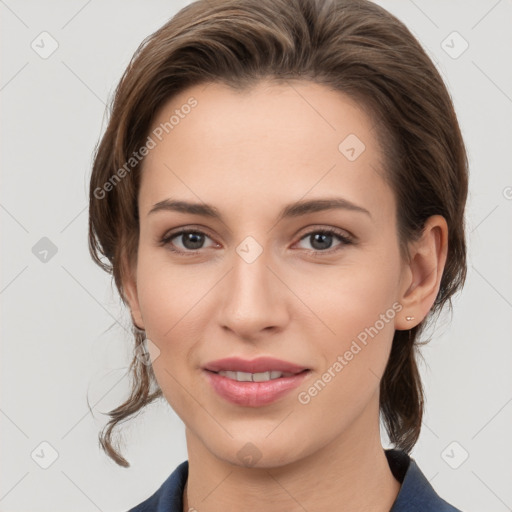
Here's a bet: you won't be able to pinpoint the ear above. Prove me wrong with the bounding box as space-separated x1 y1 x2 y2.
395 215 449 331
121 259 145 331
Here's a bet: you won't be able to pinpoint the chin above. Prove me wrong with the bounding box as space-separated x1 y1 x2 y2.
207 432 311 470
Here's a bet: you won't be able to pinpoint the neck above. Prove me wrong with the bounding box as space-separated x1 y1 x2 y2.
183 397 400 512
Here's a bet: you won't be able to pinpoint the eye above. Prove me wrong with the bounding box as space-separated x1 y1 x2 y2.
295 228 353 254
159 226 354 256
159 229 217 255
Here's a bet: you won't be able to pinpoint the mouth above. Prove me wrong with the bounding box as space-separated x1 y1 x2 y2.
202 357 311 407
204 368 310 382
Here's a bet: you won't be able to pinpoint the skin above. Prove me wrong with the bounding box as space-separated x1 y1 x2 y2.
123 80 448 512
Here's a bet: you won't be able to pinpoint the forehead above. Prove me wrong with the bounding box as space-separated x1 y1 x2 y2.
138 80 393 223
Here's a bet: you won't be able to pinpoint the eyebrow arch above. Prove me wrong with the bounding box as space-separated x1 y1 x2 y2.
147 197 372 221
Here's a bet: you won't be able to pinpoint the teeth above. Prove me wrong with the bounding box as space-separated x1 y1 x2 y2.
236 371 253 382
217 370 294 382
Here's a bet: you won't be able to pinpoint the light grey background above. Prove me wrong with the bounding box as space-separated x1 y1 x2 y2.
1 1 511 511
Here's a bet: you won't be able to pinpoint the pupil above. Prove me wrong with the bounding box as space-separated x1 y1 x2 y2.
183 232 204 250
311 233 332 250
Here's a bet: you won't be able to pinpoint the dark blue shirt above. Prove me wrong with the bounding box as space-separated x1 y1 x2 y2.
128 449 462 511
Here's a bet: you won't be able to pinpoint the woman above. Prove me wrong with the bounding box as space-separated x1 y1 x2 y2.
88 0 468 510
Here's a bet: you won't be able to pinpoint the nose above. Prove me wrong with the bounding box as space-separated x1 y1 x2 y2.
216 244 290 341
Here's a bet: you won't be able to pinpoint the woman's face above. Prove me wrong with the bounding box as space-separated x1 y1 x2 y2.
127 80 412 467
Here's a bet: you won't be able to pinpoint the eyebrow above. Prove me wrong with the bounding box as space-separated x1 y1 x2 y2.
148 197 372 221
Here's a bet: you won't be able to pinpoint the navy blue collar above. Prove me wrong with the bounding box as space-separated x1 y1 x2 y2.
384 449 461 511
128 449 461 511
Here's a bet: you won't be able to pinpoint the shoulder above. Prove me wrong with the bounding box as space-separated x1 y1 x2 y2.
127 460 189 512
386 449 463 512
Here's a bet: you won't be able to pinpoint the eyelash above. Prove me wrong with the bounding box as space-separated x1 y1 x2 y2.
158 227 354 257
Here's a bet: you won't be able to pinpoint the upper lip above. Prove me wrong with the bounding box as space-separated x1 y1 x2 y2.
204 356 309 374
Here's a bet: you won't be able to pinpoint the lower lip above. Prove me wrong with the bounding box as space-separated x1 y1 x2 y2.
204 370 311 407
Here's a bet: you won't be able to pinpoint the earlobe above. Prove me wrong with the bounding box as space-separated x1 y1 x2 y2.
395 215 448 331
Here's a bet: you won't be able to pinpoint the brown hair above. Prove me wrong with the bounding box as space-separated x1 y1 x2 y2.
89 0 468 467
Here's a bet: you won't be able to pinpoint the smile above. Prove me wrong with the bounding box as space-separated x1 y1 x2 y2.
204 369 311 407
216 370 296 381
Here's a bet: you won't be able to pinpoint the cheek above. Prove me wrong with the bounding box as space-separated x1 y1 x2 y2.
295 287 397 435
300 255 400 338
134 248 213 392
135 248 199 337
295 257 400 397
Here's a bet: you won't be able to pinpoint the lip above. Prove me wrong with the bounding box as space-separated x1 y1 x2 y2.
203 356 308 374
204 368 311 407
203 357 311 407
